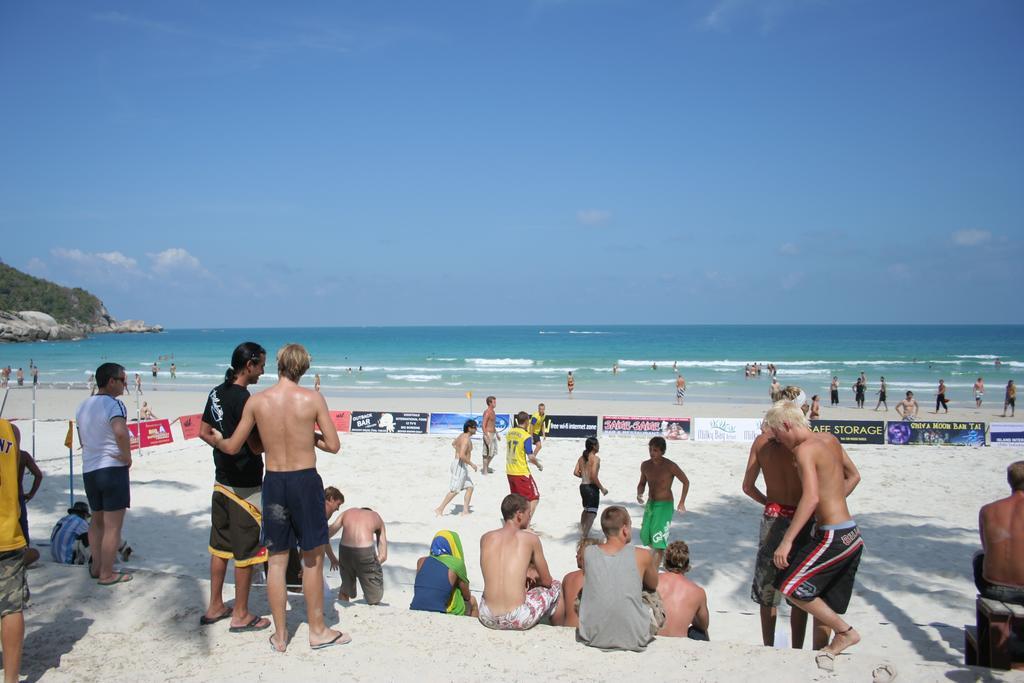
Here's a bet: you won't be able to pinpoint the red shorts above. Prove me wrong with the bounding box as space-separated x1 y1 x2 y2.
507 475 539 501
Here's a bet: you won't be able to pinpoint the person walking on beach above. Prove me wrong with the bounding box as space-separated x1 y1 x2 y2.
16 368 23 386
767 401 865 672
198 342 270 632
530 403 550 451
974 377 985 408
567 371 575 398
75 362 133 585
434 419 478 517
480 396 498 475
506 412 543 519
87 373 96 396
636 436 689 568
478 494 560 630
854 376 866 409
573 436 607 539
313 373 320 392
896 391 919 421
151 362 158 382
874 377 888 411
170 363 176 380
974 461 1024 605
935 379 950 414
30 367 38 387
830 377 839 407
211 343 347 651
675 374 686 405
741 422 809 649
0 419 27 683
133 373 142 395
1004 380 1016 417
1 365 9 388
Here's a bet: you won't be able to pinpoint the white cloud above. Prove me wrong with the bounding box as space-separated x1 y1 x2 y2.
702 0 821 32
52 248 139 270
577 209 611 226
952 229 991 247
24 257 47 275
779 242 799 256
149 248 201 273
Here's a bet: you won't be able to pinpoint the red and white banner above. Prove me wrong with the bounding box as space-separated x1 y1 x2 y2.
178 413 203 440
128 419 175 450
329 410 351 433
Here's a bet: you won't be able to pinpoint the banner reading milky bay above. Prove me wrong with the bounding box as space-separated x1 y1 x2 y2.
810 420 885 445
886 420 985 446
991 423 1024 447
429 413 511 436
692 417 762 443
602 416 691 440
546 415 599 439
350 411 429 434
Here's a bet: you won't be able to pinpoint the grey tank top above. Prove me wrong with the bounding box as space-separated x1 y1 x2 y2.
576 544 653 651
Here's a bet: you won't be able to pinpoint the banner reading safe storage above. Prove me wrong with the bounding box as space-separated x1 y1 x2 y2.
886 421 985 446
350 411 429 434
991 423 1024 447
602 416 691 440
692 418 762 443
546 415 599 439
128 419 175 449
429 413 511 436
810 420 885 445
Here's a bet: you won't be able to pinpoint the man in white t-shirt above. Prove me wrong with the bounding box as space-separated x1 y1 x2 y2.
75 362 133 586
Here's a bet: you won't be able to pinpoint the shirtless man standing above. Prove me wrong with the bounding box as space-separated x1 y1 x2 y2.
895 391 919 421
974 377 985 408
636 436 689 567
767 401 864 672
481 396 498 475
675 374 686 406
434 419 478 516
567 371 575 398
478 494 560 630
975 461 1024 605
332 506 387 605
742 423 809 648
212 343 347 652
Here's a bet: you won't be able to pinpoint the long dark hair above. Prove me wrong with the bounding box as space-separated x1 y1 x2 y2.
582 436 599 463
223 342 266 385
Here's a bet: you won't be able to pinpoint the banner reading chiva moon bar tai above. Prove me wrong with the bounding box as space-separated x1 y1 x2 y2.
178 414 203 440
886 420 985 446
810 420 885 445
602 416 691 440
128 419 174 450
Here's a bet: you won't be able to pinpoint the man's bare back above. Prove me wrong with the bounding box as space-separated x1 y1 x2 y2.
479 526 551 614
743 432 802 508
980 493 1024 586
657 573 709 637
339 508 385 549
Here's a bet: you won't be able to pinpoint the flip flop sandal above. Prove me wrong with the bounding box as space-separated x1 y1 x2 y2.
310 632 352 650
229 616 271 633
199 610 232 626
98 572 133 586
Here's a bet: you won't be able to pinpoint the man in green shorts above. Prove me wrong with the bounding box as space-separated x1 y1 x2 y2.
636 436 690 567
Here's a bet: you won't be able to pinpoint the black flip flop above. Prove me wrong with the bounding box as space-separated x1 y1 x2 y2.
199 609 232 626
229 616 271 633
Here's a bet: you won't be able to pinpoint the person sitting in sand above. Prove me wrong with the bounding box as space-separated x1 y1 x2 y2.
636 436 689 567
478 493 561 630
657 540 710 640
434 419 478 517
140 402 156 420
895 391 919 421
332 506 387 605
550 538 601 628
49 501 92 565
577 506 665 651
974 461 1024 605
410 530 478 617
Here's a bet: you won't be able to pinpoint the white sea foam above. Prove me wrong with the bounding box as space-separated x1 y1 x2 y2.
1005 361 1023 368
387 374 441 382
444 382 463 386
356 381 380 385
568 330 609 335
775 369 832 376
429 357 457 361
956 354 1000 359
465 358 535 366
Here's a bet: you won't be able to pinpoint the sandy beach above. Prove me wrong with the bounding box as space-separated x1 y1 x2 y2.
6 387 1022 681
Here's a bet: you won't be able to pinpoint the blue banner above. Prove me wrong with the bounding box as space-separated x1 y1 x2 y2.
429 412 511 436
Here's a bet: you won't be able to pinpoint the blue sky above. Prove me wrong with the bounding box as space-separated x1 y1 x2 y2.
1 1 1021 327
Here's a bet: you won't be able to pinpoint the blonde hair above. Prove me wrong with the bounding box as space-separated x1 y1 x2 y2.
764 400 809 431
277 343 311 382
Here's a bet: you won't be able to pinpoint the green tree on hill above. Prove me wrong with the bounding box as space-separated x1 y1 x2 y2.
0 261 107 324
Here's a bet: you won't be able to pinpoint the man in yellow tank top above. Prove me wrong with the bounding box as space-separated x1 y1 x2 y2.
0 418 27 683
506 411 543 518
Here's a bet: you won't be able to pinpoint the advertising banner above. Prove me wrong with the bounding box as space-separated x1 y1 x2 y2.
429 413 511 436
991 423 1024 447
350 411 429 434
602 416 691 440
886 420 985 446
327 410 351 433
692 417 762 443
128 419 175 450
546 415 599 439
178 414 203 440
810 420 885 445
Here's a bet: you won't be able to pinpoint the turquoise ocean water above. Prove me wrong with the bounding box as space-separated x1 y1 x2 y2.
2 325 1021 404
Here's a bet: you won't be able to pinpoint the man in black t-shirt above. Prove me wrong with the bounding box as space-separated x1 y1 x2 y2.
198 342 271 632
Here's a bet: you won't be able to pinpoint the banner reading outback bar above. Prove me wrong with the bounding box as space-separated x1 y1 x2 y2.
991 423 1024 447
886 420 985 446
546 415 599 439
692 418 762 443
429 413 511 436
810 420 884 445
602 416 691 440
350 411 429 434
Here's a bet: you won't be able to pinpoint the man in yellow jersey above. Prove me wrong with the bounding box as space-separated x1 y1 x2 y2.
507 411 543 518
529 403 551 457
0 419 26 683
